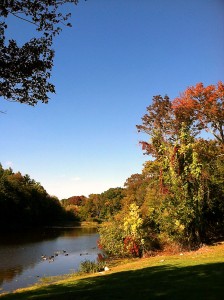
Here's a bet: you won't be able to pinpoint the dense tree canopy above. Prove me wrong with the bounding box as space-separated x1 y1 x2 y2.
135 82 224 247
0 0 79 105
61 187 125 222
0 164 73 229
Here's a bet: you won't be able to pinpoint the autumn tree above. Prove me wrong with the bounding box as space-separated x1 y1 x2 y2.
123 174 147 207
99 188 124 219
136 95 175 158
0 0 79 105
136 82 224 247
173 82 224 144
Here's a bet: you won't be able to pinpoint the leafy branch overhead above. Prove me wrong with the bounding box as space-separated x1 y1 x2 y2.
0 0 79 105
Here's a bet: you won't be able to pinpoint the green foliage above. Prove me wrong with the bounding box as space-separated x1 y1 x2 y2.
98 220 125 257
136 86 224 248
150 131 218 246
62 187 125 222
78 260 105 274
100 188 124 219
97 85 224 254
99 203 145 257
0 0 79 105
123 173 149 208
61 195 87 221
123 203 143 237
0 164 71 228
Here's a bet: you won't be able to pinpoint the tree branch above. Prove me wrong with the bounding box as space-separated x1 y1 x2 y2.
10 12 38 27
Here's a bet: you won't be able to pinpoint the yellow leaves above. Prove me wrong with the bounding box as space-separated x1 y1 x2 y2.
175 219 185 232
191 151 202 179
131 224 137 233
123 203 143 238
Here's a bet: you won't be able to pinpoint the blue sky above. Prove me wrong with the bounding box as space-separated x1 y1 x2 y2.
1 0 224 199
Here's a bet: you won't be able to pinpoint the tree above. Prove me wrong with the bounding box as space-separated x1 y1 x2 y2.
100 187 124 218
136 95 175 158
172 82 224 144
123 173 150 209
137 82 224 247
0 0 79 105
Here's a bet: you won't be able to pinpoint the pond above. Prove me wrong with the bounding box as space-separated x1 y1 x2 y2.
0 226 100 294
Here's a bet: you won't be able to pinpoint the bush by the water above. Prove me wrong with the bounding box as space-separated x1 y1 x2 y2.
98 203 145 258
79 260 105 273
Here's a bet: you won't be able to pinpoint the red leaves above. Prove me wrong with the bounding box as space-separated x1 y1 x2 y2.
97 239 103 250
173 82 219 113
123 236 141 257
172 81 224 143
137 81 224 162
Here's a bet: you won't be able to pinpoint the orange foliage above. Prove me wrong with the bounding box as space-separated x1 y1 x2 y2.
172 81 224 143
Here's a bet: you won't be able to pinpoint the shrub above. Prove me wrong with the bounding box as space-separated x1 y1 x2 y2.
98 220 125 257
79 260 105 273
98 203 145 258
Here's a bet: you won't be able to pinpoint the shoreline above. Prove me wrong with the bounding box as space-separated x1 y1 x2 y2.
0 221 99 233
1 242 224 299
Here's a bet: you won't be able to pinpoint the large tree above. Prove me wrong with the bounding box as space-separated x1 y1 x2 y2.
0 0 79 105
136 82 224 246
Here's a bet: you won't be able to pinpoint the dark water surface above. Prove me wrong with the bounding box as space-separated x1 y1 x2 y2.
0 227 99 294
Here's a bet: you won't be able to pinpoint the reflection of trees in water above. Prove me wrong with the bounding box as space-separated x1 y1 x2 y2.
0 227 98 287
0 266 23 285
59 227 97 237
0 228 62 245
0 241 48 285
0 227 97 245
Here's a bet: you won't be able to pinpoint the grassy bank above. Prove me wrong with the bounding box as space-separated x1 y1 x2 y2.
1 242 224 300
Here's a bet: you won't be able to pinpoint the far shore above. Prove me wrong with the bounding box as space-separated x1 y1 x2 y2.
0 221 99 233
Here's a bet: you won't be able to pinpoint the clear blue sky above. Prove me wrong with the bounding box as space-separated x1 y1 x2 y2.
1 0 224 199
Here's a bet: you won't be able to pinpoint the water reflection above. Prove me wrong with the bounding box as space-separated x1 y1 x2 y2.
0 227 99 293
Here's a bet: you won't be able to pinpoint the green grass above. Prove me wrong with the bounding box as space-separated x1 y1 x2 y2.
1 243 224 300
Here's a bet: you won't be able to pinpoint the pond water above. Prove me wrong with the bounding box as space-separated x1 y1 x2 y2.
0 226 100 294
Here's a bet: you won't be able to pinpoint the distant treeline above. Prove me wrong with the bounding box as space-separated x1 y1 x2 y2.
0 165 75 229
61 187 125 222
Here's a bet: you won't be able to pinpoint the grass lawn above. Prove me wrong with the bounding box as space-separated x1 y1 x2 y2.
0 242 224 300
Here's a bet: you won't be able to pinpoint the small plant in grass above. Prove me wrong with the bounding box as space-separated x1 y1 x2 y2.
79 260 105 273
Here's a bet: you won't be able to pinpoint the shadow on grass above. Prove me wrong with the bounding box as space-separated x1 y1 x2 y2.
1 262 224 300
